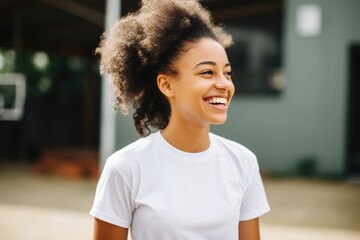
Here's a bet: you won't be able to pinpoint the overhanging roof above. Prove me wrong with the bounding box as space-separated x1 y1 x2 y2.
0 0 281 57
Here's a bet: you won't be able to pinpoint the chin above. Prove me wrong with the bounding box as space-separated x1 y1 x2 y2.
210 116 228 125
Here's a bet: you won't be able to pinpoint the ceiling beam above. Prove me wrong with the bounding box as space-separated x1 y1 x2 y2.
37 0 104 27
212 1 281 21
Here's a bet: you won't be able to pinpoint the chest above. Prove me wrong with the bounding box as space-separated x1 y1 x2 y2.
131 158 245 237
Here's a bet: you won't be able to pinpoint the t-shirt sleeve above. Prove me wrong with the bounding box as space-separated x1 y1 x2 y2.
89 156 134 228
239 153 270 221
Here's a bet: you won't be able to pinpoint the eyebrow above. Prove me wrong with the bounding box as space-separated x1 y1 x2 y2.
193 61 231 70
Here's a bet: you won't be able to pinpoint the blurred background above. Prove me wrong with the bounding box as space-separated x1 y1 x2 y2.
0 0 359 239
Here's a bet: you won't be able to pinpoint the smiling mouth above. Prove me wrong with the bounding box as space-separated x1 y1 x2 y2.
204 97 227 107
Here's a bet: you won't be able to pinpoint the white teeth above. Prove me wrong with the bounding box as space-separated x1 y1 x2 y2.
206 97 227 105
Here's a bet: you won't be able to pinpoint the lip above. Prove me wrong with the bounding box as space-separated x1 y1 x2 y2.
205 102 228 111
203 96 229 110
203 95 228 101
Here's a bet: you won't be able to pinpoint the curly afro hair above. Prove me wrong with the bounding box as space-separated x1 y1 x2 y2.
96 0 233 136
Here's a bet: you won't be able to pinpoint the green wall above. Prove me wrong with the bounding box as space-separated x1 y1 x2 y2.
213 0 360 175
113 0 360 176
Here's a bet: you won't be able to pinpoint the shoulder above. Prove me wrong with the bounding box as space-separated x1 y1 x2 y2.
103 132 158 175
210 133 259 176
210 133 257 161
210 133 262 189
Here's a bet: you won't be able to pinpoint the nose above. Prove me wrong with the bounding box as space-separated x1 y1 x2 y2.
214 74 234 91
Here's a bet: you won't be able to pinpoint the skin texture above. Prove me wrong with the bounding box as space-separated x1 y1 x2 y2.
158 38 234 153
93 38 261 240
94 218 128 240
239 218 261 240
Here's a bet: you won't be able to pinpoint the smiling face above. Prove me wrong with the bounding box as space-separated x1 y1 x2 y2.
158 37 235 129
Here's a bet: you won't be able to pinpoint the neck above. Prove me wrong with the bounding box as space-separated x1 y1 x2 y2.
161 119 210 153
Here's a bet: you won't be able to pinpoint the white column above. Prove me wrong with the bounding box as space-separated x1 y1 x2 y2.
99 0 121 169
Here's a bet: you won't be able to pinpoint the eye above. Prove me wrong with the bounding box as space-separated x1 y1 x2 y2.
200 70 213 76
224 71 232 79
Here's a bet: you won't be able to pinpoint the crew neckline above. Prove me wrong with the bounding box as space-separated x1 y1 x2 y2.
155 131 214 160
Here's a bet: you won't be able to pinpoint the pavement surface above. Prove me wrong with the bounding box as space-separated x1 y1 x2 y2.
0 165 359 240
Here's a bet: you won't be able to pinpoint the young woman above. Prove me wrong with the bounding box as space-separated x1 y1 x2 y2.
90 0 270 239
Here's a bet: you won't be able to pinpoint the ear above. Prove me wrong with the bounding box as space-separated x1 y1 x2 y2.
157 74 175 97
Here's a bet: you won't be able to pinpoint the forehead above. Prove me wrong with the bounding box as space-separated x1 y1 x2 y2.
176 38 229 68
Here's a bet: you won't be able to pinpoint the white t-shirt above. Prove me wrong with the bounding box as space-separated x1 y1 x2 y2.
90 131 270 240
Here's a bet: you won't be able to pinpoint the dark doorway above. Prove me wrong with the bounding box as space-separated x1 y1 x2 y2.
347 44 360 174
0 50 101 178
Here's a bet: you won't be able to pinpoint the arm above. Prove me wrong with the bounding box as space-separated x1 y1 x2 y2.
94 217 129 240
238 218 260 240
